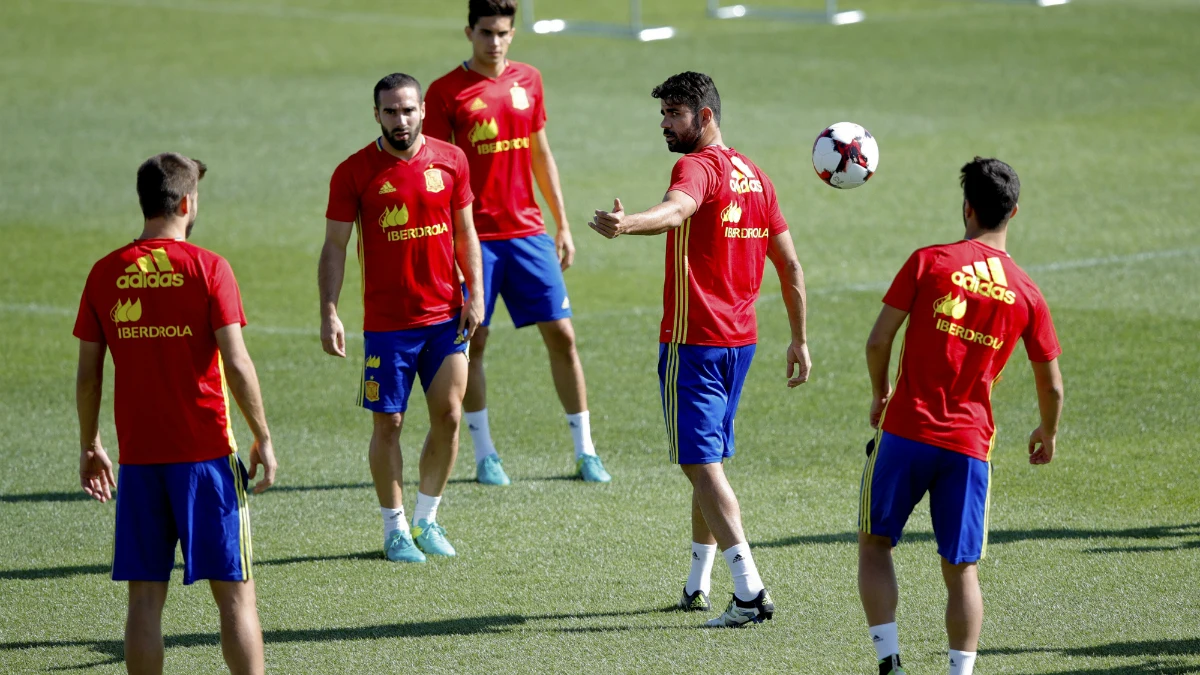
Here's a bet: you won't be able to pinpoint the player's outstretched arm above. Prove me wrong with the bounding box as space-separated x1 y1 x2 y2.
588 190 698 239
865 306 909 428
531 130 574 270
76 339 115 503
216 324 276 493
1028 358 1063 465
453 206 485 342
767 232 811 388
318 219 354 357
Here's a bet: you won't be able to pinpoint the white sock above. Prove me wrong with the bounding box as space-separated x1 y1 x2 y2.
869 622 900 661
466 409 498 463
412 492 441 525
566 411 597 458
381 506 408 538
948 649 977 675
722 542 764 601
685 542 717 596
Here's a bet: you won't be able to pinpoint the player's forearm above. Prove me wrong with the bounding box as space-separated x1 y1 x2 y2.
76 371 103 450
532 149 568 232
1033 363 1064 435
317 241 346 317
224 356 271 444
624 201 685 236
455 224 484 300
865 342 893 398
775 257 808 344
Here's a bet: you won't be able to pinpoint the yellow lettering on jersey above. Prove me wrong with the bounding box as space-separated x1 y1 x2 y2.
387 222 450 242
729 169 763 194
117 325 194 339
935 318 1003 350
475 136 530 155
724 227 769 239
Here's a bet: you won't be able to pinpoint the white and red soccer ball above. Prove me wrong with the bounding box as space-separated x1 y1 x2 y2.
812 122 879 189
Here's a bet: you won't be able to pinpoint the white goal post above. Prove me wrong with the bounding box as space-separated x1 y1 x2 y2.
522 0 676 41
706 0 865 26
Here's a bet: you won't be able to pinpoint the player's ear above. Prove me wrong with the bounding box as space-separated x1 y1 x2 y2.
420 100 426 121
373 106 381 124
1009 204 1019 220
464 25 473 41
179 193 191 216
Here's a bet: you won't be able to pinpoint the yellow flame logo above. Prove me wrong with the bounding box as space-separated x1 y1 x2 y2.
720 201 743 224
379 204 409 229
365 355 381 369
468 118 499 145
110 298 143 323
934 292 967 320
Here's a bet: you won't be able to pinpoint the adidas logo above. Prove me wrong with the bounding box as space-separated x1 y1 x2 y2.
692 551 699 560
116 247 183 289
873 635 883 643
469 97 487 111
950 658 957 666
561 297 570 310
468 424 479 431
950 256 1016 305
378 181 396 194
731 553 744 563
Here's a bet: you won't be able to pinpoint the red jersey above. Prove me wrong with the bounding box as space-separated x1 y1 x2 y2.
660 146 789 347
73 239 247 465
326 137 473 332
424 61 547 241
880 239 1062 461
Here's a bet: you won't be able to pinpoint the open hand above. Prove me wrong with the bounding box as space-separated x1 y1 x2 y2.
80 446 116 503
588 198 626 239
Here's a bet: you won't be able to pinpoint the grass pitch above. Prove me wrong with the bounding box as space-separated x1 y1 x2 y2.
1 0 1198 672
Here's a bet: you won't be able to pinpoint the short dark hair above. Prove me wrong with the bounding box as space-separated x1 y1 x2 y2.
469 0 517 28
136 153 206 220
651 71 721 125
373 73 422 108
960 157 1020 230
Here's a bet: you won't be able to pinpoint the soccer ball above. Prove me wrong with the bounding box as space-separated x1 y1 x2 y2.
812 122 879 189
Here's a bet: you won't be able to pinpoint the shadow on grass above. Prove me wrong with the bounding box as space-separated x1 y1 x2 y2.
0 491 94 504
985 638 1200 674
0 551 385 581
6 607 671 669
754 523 1200 552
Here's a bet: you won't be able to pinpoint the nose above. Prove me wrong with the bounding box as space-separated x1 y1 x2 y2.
660 117 670 129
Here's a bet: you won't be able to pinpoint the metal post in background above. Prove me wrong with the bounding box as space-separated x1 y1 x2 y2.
524 0 675 41
706 0 865 26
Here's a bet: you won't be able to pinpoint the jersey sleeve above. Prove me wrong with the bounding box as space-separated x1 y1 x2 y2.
209 256 248 330
532 70 547 132
325 159 360 223
72 267 105 343
423 79 455 143
1022 293 1062 362
668 155 717 207
451 147 474 211
882 250 922 312
762 174 789 235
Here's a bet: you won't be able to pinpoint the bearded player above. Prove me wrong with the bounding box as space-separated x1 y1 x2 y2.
319 73 485 563
424 0 611 486
858 158 1064 675
590 72 811 627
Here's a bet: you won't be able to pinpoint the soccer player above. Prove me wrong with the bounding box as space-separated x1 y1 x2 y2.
858 158 1064 675
319 73 485 563
589 72 811 627
74 153 277 675
424 0 611 485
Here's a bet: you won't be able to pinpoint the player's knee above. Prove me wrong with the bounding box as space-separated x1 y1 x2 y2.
469 326 490 358
372 413 403 439
432 402 462 431
541 320 577 357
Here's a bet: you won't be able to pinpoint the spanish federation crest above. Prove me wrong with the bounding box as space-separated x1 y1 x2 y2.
424 167 445 193
363 379 380 402
510 83 529 111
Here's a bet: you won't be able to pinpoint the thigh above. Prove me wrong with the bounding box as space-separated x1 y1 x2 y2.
167 455 252 585
660 343 731 465
362 330 423 413
720 344 757 459
859 431 938 547
929 453 991 564
417 318 470 396
498 234 572 329
113 464 177 582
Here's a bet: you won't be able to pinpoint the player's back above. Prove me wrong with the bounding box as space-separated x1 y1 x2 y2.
74 239 246 465
881 239 1060 459
661 146 788 347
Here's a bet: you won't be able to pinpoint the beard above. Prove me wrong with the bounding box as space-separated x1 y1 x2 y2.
185 214 195 239
382 119 422 152
664 116 703 154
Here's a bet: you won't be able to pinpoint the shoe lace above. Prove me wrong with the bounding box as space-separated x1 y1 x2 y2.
425 521 447 538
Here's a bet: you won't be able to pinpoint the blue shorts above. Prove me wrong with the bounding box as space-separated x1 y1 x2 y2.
480 234 572 328
113 455 252 584
859 431 992 565
361 318 468 413
658 342 756 465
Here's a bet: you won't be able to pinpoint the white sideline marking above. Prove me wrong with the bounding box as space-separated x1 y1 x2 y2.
3 246 1197 336
40 0 461 29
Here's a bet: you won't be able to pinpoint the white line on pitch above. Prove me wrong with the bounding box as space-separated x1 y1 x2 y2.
37 0 461 29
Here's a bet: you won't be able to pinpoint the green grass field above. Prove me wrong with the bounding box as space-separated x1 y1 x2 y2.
2 0 1199 672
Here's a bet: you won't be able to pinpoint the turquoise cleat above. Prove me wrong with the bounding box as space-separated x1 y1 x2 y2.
476 455 511 486
576 455 612 483
412 519 457 557
384 529 426 563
